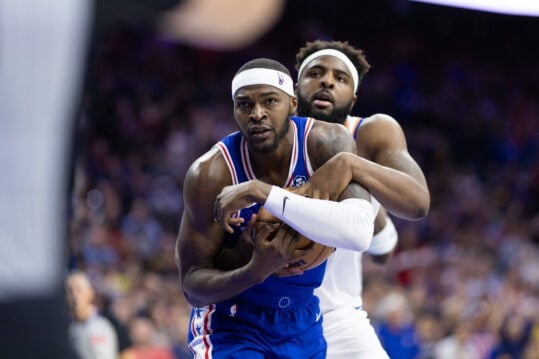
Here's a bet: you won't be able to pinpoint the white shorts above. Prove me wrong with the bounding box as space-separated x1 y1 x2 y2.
323 305 390 359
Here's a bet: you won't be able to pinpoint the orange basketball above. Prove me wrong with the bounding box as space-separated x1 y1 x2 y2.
255 206 335 271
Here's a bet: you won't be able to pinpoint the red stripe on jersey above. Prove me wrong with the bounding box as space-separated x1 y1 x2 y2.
216 142 238 185
216 142 241 218
284 120 299 187
202 305 214 359
241 137 256 180
188 310 197 354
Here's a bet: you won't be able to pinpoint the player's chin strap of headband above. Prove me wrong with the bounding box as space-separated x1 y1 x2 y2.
231 68 294 100
297 49 359 93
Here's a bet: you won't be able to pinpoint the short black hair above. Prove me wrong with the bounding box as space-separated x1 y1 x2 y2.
235 58 291 77
295 40 371 88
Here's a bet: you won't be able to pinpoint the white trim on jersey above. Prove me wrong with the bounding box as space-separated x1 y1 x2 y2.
215 141 240 185
302 117 316 179
240 119 302 187
215 141 241 218
189 305 216 359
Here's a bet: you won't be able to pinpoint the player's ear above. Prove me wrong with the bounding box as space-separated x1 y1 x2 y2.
350 94 358 111
289 95 298 115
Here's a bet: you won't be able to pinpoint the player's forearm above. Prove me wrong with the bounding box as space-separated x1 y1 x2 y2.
263 186 374 252
347 154 430 220
182 264 266 308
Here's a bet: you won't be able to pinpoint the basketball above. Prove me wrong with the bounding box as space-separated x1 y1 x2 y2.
255 206 335 271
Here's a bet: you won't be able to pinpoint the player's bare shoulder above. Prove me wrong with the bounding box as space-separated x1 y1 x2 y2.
360 113 402 131
183 146 232 205
356 113 407 157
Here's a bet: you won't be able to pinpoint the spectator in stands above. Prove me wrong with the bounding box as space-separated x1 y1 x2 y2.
66 271 119 359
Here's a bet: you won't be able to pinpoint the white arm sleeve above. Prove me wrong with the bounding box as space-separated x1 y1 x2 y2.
263 186 374 252
367 217 398 255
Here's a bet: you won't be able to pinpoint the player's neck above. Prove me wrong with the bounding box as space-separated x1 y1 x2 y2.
249 131 294 186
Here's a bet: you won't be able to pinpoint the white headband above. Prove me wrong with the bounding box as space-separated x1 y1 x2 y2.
231 68 294 100
297 49 359 93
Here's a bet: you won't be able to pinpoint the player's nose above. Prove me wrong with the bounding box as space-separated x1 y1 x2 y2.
250 103 266 121
321 73 335 88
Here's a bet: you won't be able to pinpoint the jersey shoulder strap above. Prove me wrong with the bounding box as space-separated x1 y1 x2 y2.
345 115 364 140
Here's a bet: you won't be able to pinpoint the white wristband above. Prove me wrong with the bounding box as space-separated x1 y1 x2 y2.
263 186 374 252
367 217 398 255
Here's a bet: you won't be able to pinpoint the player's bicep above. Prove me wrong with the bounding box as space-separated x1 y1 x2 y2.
177 168 227 278
176 150 231 278
360 114 408 154
176 212 224 275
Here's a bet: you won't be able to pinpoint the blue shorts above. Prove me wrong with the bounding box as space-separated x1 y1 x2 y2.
188 295 326 359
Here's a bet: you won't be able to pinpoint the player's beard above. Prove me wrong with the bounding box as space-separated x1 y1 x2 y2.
296 90 352 125
250 115 290 154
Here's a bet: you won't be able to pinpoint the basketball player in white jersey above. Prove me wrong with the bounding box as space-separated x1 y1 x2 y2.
294 40 430 358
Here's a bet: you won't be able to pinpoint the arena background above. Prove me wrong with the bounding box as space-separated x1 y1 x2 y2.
70 1 539 357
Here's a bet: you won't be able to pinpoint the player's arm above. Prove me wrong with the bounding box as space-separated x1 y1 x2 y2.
306 114 430 220
303 120 375 250
368 207 398 264
176 148 297 308
355 113 429 220
215 121 375 252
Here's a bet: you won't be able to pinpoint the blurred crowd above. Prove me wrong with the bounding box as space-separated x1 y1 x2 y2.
68 5 539 358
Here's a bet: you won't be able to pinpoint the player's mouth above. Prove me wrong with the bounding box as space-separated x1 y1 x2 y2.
248 125 272 142
312 91 334 109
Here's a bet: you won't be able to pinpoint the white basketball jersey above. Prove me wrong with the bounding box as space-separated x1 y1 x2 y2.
315 116 366 312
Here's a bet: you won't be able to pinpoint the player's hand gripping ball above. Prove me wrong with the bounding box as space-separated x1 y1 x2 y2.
255 204 334 271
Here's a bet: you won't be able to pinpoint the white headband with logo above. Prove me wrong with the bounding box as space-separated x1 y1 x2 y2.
231 68 294 100
297 49 359 93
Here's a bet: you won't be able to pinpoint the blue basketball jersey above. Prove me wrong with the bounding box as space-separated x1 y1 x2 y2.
188 116 328 358
214 116 326 301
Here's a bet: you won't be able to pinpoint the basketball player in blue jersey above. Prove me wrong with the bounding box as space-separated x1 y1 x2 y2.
176 58 378 358
294 40 430 358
